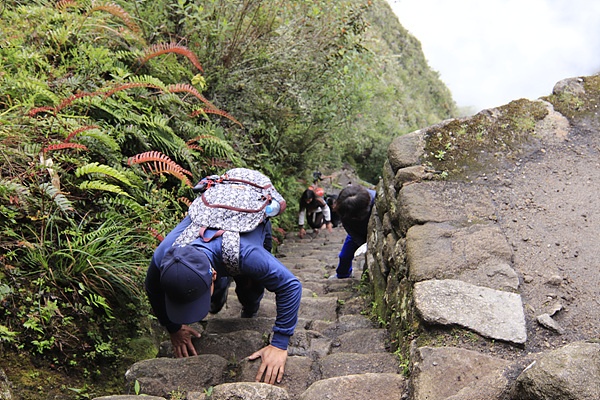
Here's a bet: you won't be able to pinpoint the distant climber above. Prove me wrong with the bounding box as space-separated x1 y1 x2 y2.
331 184 376 279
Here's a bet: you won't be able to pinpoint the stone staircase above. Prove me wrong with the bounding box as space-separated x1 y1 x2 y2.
98 226 407 400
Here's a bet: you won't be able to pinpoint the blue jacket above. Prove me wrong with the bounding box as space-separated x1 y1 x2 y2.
145 215 302 350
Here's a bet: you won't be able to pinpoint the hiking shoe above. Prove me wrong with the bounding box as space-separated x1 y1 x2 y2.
210 288 229 314
240 310 258 318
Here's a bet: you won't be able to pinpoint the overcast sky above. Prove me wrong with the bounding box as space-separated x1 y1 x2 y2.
385 0 600 112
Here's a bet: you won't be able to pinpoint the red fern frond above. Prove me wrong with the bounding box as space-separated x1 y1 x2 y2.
128 151 193 187
187 135 214 144
56 0 78 11
102 83 162 98
147 227 164 242
190 108 243 127
208 157 233 169
29 106 55 117
88 1 141 34
139 43 204 72
178 197 192 207
186 135 215 152
167 84 216 109
43 143 89 153
65 125 99 142
55 92 96 113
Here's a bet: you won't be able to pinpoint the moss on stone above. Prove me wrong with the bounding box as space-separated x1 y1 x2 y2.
544 75 600 122
422 99 549 179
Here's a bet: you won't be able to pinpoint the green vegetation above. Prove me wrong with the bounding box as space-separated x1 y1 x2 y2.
0 0 454 397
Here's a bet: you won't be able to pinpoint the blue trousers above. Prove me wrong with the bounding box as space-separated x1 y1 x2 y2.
336 235 359 278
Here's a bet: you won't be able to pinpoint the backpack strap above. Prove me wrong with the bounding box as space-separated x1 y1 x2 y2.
221 231 241 276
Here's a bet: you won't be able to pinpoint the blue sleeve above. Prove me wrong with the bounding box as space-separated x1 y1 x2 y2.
239 228 302 350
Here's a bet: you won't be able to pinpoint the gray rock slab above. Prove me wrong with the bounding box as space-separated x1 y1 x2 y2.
319 314 376 339
398 181 496 226
331 328 389 354
407 222 518 291
298 296 338 321
387 130 425 171
193 330 266 360
204 316 275 334
511 341 600 400
411 346 511 400
299 373 407 400
93 397 165 400
214 297 277 319
414 279 527 344
319 352 400 378
287 329 331 357
124 355 228 398
187 382 290 400
239 356 316 399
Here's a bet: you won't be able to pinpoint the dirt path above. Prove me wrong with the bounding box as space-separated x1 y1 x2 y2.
491 126 600 351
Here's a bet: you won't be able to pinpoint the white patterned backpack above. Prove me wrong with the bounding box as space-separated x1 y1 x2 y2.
173 168 285 275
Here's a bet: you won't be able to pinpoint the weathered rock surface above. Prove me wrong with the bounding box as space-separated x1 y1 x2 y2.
413 279 527 344
510 341 600 400
369 75 600 400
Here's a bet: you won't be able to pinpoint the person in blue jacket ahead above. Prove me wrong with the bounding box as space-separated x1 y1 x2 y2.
331 184 376 279
145 212 302 385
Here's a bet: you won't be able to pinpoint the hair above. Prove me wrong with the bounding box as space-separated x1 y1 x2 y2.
299 189 316 211
333 185 371 222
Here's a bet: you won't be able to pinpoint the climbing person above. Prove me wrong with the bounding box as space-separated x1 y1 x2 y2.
145 168 302 385
331 184 376 279
297 188 334 238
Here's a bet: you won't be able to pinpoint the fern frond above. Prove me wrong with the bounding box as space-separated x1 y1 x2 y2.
79 180 131 197
39 182 74 212
187 144 203 151
29 107 55 117
75 162 131 186
76 128 120 152
100 197 147 219
141 113 170 128
55 92 97 113
81 224 122 243
187 135 214 146
43 143 89 153
178 197 192 207
102 82 162 98
127 151 192 176
65 125 99 142
187 134 237 162
147 227 164 242
14 80 60 105
207 157 234 169
127 151 193 187
167 84 216 109
56 0 78 11
139 43 204 72
104 75 168 98
0 180 31 203
88 1 141 34
190 108 243 127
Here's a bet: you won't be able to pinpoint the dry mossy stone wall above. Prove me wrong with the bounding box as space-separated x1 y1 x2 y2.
365 75 600 356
